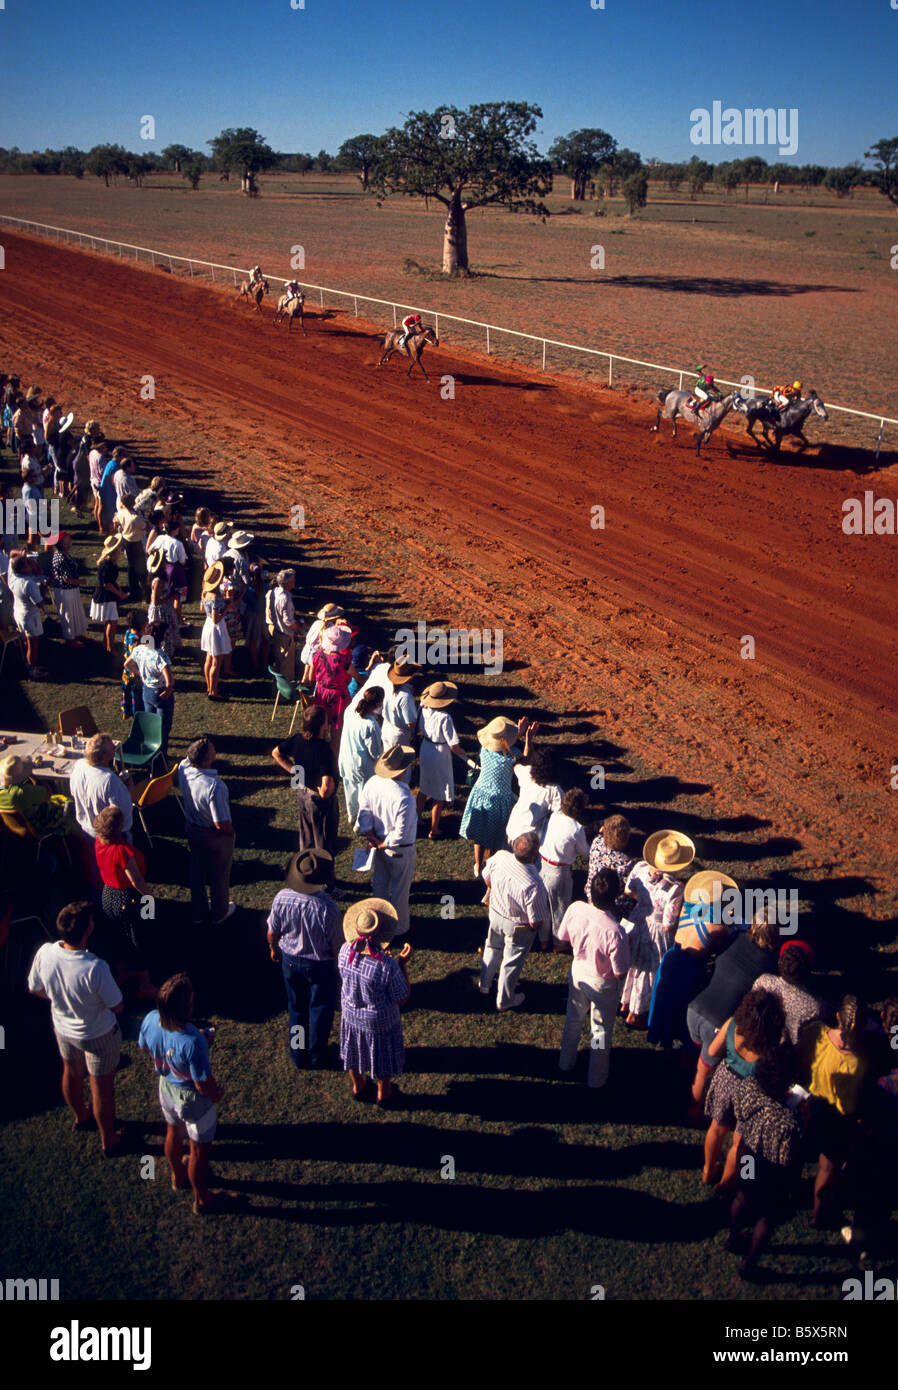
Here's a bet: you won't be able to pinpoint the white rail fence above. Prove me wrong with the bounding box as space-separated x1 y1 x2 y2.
2 213 894 454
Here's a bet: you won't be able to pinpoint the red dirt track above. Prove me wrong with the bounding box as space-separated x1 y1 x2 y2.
1 230 895 893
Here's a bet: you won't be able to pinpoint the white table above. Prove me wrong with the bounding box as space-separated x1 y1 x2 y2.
0 731 122 782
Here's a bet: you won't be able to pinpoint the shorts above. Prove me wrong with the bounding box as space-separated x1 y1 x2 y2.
56 1022 121 1076
158 1075 218 1143
687 1003 721 1066
806 1095 855 1165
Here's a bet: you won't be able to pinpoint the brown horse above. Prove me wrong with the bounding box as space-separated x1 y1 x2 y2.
377 325 439 381
238 277 269 313
274 291 306 335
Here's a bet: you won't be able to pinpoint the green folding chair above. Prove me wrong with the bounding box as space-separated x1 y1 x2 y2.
120 711 164 775
267 666 312 736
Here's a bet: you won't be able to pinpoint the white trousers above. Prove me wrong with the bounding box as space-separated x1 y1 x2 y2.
372 845 416 934
558 965 620 1088
480 911 535 1009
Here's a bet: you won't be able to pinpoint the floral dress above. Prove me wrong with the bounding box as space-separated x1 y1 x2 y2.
459 746 518 851
619 860 684 1016
312 647 353 734
148 576 180 656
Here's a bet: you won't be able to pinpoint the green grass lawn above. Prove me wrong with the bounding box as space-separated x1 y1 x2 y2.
0 439 891 1303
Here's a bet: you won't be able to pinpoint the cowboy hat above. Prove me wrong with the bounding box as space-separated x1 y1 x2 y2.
320 621 353 653
477 716 518 752
146 549 164 574
374 744 416 779
59 412 74 435
0 754 31 787
643 829 696 874
316 602 345 621
203 561 225 592
212 521 230 540
285 848 332 895
342 897 400 948
98 534 123 560
387 658 421 685
25 388 41 402
228 530 254 550
421 680 458 709
684 869 737 907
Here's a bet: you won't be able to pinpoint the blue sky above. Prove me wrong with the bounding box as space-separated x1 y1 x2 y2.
1 0 894 165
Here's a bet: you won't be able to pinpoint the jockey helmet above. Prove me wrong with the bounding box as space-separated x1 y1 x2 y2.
704 374 714 385
792 380 802 390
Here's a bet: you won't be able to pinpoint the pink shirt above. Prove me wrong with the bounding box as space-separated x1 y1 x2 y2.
556 901 630 981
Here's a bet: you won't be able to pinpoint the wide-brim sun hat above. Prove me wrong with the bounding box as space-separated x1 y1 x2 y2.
146 549 164 574
59 412 75 435
203 561 225 592
477 716 518 752
316 602 345 621
229 530 254 550
0 754 31 787
98 535 123 560
374 744 416 779
285 848 333 895
684 869 738 906
343 897 400 948
320 622 353 653
212 522 229 540
421 680 458 709
643 829 696 874
387 658 421 685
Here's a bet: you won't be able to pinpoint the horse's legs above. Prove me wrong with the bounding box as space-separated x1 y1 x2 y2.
671 416 678 439
651 408 662 433
795 431 809 452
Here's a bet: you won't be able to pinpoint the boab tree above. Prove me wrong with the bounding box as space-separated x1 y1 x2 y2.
371 102 552 276
548 128 616 201
208 127 277 197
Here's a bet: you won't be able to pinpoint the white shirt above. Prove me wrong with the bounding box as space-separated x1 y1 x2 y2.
69 760 133 838
540 811 590 866
114 469 138 506
355 774 417 848
204 537 227 565
482 850 550 926
9 572 43 626
149 534 187 565
506 765 562 842
28 942 122 1041
382 686 417 743
348 660 391 714
420 706 457 745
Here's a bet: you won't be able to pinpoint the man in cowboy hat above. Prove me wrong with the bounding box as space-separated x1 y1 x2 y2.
267 849 342 1070
355 745 418 935
224 530 254 585
478 830 550 1011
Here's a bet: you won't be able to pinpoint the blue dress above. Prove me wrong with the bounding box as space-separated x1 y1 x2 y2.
459 746 517 851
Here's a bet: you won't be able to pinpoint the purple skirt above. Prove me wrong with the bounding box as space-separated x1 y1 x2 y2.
340 1012 405 1079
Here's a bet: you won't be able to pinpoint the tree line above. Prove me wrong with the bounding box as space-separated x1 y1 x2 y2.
2 112 895 276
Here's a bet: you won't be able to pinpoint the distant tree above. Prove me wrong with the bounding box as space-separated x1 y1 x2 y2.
125 153 153 187
59 146 85 178
337 134 384 189
86 143 129 187
622 170 648 215
598 147 642 197
824 164 861 198
370 102 552 276
737 155 768 200
864 138 898 210
182 152 205 190
208 127 277 196
687 156 714 199
713 161 741 198
315 149 333 172
548 128 616 201
161 143 192 174
767 162 794 188
797 164 827 191
658 161 685 192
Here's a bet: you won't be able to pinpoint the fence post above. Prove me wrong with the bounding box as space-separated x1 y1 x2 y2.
541 340 546 372
876 419 885 463
169 257 173 273
608 355 613 386
435 314 439 338
353 296 358 316
319 289 324 308
188 262 194 277
211 265 216 282
486 326 491 355
678 371 684 390
392 304 397 328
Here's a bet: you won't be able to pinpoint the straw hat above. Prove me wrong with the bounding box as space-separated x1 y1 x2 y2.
421 680 458 709
387 657 421 685
212 522 230 540
0 754 31 787
342 897 400 948
285 848 332 895
374 744 416 779
229 530 254 550
316 602 345 622
146 549 164 575
320 621 353 653
643 830 696 874
98 534 123 561
59 412 74 435
203 561 225 592
684 869 737 906
477 716 518 752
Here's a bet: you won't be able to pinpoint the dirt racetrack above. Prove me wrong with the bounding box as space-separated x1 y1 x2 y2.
1 229 895 923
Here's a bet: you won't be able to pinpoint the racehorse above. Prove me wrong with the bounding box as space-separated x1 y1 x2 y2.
274 290 306 335
735 391 828 452
377 325 440 381
239 277 269 313
651 388 737 456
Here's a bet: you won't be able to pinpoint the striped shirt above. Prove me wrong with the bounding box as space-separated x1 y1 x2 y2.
482 849 550 926
267 889 342 961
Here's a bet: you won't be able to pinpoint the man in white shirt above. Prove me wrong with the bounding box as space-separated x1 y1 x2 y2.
203 521 230 566
113 456 138 508
69 732 134 841
267 568 303 680
28 900 125 1154
355 744 418 934
556 868 630 1089
538 788 591 949
478 831 550 1010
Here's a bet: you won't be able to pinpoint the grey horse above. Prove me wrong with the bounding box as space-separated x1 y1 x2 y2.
651 388 737 456
734 392 828 452
377 325 439 381
274 290 306 335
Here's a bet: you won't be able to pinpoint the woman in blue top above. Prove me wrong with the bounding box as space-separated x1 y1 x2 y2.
460 714 530 878
648 870 737 1051
702 987 785 1189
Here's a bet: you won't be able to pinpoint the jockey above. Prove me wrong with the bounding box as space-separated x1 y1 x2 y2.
691 367 721 413
284 279 303 304
249 264 264 287
399 312 423 349
772 379 802 411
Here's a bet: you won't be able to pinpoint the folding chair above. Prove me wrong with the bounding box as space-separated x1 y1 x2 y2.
57 705 98 737
120 711 164 775
130 763 179 848
0 626 25 677
267 665 311 736
0 808 72 869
